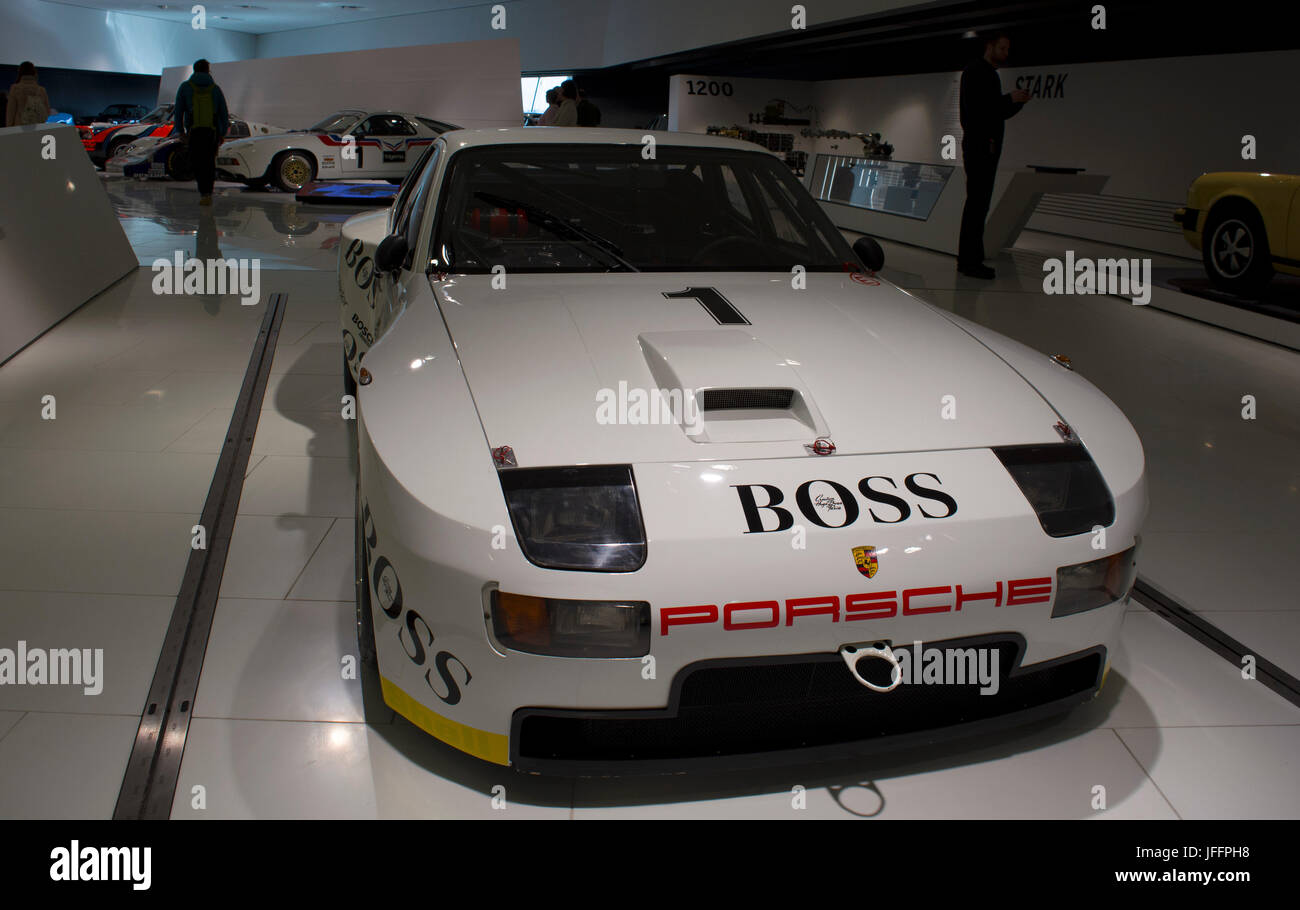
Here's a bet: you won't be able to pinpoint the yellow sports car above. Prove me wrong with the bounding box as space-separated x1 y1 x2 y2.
1175 172 1300 296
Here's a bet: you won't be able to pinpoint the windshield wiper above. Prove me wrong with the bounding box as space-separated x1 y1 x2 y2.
473 191 639 272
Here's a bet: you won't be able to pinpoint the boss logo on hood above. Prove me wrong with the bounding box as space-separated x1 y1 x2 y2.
733 473 957 533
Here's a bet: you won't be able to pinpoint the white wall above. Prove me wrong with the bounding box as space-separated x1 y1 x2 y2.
814 49 1300 204
159 38 523 131
668 74 817 133
255 0 606 72
0 0 254 75
671 51 1300 255
255 0 924 72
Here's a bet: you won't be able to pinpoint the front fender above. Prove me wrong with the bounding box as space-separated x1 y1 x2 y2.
922 305 1148 539
338 208 391 380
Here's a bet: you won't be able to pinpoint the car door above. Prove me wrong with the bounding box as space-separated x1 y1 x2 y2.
349 114 419 179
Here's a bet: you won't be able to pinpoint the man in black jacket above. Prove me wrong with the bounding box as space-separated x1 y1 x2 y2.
957 33 1030 278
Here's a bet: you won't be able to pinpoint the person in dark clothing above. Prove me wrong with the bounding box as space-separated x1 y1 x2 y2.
173 59 229 205
957 33 1030 278
576 89 601 127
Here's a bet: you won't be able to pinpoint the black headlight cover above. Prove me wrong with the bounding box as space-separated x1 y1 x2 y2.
994 444 1115 537
499 464 647 571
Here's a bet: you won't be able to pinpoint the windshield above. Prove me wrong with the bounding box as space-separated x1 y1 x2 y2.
430 144 856 273
140 105 171 124
308 112 362 133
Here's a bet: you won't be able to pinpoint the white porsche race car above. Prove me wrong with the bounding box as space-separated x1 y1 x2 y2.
217 109 459 192
106 116 286 179
340 128 1146 774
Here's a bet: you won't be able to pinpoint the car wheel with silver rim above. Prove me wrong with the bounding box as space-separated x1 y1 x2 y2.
1203 205 1273 297
271 149 317 193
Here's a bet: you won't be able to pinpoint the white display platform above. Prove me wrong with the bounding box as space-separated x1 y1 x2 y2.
814 167 1108 258
0 123 136 364
1145 285 1300 353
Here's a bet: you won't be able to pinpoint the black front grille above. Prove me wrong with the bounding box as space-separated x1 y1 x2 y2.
699 388 794 411
515 638 1102 766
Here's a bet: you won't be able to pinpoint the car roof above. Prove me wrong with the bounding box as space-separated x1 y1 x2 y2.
439 127 774 154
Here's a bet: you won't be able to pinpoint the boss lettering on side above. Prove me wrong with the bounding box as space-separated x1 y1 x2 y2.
733 473 957 533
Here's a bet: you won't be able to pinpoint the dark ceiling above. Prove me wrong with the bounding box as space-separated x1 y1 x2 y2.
597 0 1300 82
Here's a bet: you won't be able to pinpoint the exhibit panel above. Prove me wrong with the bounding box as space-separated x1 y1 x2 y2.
157 38 524 134
0 123 135 363
805 154 1108 257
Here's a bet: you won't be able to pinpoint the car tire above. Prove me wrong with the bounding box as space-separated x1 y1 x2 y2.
105 136 132 160
271 150 317 193
1202 204 1274 297
166 146 193 181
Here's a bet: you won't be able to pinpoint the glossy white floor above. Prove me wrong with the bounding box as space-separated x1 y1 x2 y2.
0 180 1295 819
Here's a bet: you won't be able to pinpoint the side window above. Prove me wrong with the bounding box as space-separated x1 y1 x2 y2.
392 117 419 136
394 144 441 269
750 168 805 245
358 115 416 137
717 164 757 230
389 144 436 233
226 120 250 139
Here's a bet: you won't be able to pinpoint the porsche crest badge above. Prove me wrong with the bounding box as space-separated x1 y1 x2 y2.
852 546 878 579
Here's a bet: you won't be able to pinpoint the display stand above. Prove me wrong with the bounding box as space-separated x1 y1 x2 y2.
0 123 136 364
807 155 1109 258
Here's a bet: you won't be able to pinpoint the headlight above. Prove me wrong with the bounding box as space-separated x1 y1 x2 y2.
490 590 650 657
1053 546 1137 617
994 444 1115 537
500 465 646 571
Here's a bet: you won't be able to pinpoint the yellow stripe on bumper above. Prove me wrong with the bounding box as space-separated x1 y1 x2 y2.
380 675 510 766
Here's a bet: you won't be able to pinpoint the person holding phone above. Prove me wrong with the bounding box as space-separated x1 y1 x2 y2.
957 32 1031 279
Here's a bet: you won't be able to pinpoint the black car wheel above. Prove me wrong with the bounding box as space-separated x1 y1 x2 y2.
166 146 193 181
1203 204 1274 297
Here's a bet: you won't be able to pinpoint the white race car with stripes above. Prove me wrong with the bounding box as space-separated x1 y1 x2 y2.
339 128 1147 774
217 109 459 192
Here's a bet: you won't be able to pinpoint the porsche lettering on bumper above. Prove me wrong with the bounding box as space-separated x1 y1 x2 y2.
660 576 1053 635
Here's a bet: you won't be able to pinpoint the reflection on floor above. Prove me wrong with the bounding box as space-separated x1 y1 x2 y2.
0 180 1295 819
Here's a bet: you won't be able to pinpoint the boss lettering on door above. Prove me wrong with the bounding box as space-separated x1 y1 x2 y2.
732 473 957 533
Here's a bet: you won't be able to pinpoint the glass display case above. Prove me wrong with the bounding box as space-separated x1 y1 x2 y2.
808 155 954 221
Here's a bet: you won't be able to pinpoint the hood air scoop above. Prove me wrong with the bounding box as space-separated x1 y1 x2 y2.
638 330 829 444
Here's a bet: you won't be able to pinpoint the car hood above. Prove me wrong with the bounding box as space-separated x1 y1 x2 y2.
430 272 1067 466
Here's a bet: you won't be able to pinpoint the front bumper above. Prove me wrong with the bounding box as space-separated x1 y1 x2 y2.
360 425 1135 772
511 634 1107 775
216 154 253 181
106 155 153 178
1173 206 1200 231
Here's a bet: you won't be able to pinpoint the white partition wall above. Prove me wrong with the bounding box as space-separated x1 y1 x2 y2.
159 38 523 132
0 124 136 364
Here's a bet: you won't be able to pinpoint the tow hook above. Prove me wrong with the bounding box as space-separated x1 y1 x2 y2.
839 641 902 692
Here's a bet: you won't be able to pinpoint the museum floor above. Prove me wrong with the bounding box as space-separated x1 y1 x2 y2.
0 179 1295 818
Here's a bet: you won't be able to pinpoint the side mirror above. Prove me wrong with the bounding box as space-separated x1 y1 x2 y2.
375 234 409 272
853 235 885 272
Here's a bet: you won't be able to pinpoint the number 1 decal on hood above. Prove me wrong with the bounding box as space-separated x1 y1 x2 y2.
663 287 750 325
